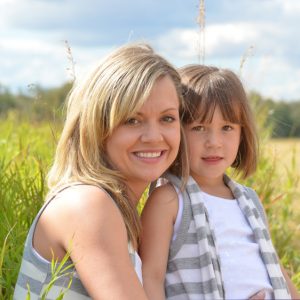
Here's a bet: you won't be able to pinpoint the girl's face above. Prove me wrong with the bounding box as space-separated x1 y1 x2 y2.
184 105 241 186
106 75 181 194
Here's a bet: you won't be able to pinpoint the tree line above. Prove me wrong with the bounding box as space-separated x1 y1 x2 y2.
250 91 300 138
0 83 299 138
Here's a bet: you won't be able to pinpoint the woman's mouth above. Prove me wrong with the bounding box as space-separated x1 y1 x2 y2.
134 151 164 158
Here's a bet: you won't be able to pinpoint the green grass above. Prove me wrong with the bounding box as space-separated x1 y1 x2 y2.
0 115 57 299
242 137 300 286
267 138 300 191
0 115 299 299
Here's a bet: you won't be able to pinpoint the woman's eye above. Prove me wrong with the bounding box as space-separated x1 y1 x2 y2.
125 118 139 125
162 116 176 123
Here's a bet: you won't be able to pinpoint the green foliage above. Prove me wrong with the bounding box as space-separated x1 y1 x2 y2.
1 82 300 137
242 142 300 279
0 83 71 123
0 117 55 299
269 102 294 137
0 86 18 113
289 102 300 137
0 92 299 299
40 249 74 300
239 94 300 284
247 91 300 138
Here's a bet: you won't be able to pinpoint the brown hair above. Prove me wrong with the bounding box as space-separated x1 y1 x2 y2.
179 64 258 178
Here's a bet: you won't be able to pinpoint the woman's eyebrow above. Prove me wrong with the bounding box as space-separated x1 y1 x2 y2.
135 107 179 116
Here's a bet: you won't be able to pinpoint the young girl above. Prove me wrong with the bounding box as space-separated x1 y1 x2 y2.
13 43 188 300
140 65 299 300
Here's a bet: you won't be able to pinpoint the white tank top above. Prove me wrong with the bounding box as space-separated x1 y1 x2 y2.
172 187 274 299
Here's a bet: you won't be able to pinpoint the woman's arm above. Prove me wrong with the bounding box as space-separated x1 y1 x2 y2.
139 184 179 300
38 185 148 300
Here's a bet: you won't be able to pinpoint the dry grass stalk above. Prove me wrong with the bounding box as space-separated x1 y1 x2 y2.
64 40 76 82
27 83 42 102
239 45 254 75
197 0 206 64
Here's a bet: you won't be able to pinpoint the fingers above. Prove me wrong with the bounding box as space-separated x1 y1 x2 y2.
249 290 266 300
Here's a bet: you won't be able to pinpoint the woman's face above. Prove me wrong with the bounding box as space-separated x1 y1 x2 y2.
106 75 181 192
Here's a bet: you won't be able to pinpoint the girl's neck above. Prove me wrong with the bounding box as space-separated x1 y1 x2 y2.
191 174 234 199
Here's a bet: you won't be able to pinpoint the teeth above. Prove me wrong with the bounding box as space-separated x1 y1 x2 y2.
136 152 161 158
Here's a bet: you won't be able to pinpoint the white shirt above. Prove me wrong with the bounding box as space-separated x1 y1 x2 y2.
173 189 274 299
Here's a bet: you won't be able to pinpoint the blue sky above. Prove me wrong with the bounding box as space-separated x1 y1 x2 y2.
0 0 299 101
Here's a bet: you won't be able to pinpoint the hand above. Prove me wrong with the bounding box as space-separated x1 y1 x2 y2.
249 290 266 300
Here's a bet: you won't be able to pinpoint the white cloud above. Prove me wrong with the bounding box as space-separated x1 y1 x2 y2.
67 45 115 83
154 20 300 101
242 56 300 101
281 0 300 14
206 23 257 50
0 36 60 54
154 23 261 65
154 28 199 63
0 0 299 101
0 34 115 91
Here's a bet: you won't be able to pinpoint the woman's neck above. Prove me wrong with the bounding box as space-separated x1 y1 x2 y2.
125 181 149 206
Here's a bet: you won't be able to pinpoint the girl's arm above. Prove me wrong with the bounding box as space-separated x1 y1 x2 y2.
36 185 148 300
139 184 179 300
281 265 300 299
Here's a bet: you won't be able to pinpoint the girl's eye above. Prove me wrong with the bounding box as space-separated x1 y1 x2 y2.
125 118 139 125
192 125 205 132
223 125 233 131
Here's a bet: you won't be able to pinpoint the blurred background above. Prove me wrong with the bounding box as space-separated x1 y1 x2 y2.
0 1 299 298
0 0 299 101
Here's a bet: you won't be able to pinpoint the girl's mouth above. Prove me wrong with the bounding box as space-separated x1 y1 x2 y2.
202 156 223 163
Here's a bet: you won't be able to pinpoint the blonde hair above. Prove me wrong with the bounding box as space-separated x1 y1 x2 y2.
47 43 187 248
179 64 258 179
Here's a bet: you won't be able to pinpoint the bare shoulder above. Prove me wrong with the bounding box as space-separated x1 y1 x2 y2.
45 184 122 225
147 182 178 205
62 184 118 211
142 182 178 223
35 184 126 258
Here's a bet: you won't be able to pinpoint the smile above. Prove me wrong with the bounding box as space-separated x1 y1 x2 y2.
135 151 163 158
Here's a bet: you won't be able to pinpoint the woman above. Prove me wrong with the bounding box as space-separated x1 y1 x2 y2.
13 43 188 300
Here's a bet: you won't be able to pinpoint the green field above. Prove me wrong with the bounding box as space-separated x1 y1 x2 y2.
0 119 299 298
268 139 300 176
267 138 300 197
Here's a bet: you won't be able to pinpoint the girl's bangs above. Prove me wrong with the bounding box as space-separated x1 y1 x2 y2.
190 93 241 125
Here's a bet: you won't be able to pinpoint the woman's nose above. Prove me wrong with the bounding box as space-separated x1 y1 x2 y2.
140 122 163 143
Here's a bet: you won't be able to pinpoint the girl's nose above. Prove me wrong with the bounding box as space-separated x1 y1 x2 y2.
205 131 222 147
140 122 163 143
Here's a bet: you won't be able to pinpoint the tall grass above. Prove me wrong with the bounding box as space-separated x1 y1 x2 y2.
240 96 300 286
0 114 56 299
243 141 300 285
0 104 299 299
